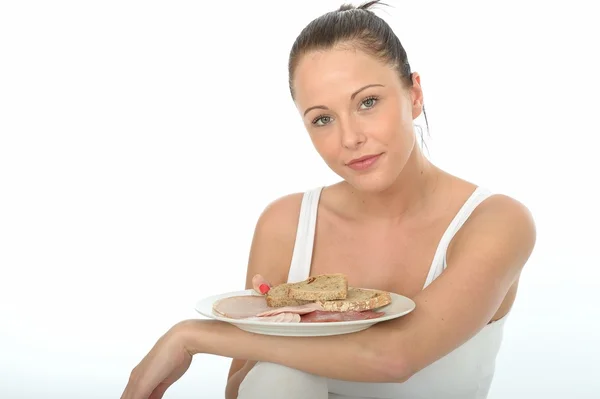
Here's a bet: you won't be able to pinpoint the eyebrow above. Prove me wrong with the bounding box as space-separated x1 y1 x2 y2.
302 83 385 116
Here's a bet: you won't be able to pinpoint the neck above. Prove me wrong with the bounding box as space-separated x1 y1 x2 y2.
340 144 442 222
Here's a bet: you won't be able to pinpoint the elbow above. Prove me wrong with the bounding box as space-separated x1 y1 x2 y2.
394 368 414 383
380 354 414 383
367 342 414 383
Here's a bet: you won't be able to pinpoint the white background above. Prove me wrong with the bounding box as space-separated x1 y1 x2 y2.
1 1 599 398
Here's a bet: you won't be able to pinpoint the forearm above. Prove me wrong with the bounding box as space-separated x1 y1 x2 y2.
181 319 402 383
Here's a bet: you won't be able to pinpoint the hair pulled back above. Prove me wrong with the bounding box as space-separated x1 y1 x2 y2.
288 1 412 98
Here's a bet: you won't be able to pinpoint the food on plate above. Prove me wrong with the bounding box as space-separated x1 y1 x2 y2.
212 296 271 319
211 273 392 323
256 302 324 317
300 310 385 323
318 288 391 312
246 313 302 323
265 283 312 307
287 273 348 301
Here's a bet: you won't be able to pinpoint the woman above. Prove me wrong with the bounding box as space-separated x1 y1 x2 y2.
120 2 536 399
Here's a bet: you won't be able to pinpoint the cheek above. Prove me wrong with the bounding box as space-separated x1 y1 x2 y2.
385 103 414 145
309 133 340 161
390 126 415 157
371 114 405 148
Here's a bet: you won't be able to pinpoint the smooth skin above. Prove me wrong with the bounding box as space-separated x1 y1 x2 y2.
120 45 536 399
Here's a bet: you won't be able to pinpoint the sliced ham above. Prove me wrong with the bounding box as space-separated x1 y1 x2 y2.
213 295 386 324
214 296 324 320
300 310 385 323
246 313 301 323
256 302 324 317
212 296 271 319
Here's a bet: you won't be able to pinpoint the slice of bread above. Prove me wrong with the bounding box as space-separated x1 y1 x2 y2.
265 282 312 308
317 287 391 312
287 273 348 301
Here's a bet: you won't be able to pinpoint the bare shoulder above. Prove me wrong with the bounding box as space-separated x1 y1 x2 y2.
471 193 535 247
254 192 305 239
474 193 535 223
448 193 537 275
244 191 305 288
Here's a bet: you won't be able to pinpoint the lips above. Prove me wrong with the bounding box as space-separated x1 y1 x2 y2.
347 154 381 165
345 153 383 171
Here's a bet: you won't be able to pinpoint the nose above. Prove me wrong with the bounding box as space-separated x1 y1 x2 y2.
339 116 366 150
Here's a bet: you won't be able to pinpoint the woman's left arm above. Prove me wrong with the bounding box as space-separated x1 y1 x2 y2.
121 195 536 398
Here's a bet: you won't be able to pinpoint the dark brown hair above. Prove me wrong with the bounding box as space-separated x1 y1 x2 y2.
287 1 430 141
288 1 411 98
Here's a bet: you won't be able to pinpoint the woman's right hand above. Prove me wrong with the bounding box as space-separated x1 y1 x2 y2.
251 274 271 295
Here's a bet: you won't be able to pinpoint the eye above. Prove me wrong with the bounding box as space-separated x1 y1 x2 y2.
360 96 378 109
312 115 333 126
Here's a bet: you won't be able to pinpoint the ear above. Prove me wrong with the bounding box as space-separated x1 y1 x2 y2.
410 72 424 120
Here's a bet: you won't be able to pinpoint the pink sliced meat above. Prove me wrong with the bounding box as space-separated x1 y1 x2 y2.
256 302 324 317
246 313 301 323
213 295 386 324
300 310 385 323
212 296 271 319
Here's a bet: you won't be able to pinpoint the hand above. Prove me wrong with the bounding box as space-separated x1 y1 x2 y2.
251 274 271 295
121 322 193 399
121 276 270 399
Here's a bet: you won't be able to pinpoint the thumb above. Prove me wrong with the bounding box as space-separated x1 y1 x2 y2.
252 274 272 295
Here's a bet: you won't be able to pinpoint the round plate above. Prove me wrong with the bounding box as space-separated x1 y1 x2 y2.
195 289 416 337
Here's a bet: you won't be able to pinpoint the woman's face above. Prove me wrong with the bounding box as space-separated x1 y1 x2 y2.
292 46 423 192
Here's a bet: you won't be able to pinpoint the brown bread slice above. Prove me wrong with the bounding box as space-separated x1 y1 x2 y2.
287 273 348 301
265 282 312 308
317 287 392 312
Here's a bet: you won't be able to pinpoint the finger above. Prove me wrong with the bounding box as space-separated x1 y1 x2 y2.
251 274 271 295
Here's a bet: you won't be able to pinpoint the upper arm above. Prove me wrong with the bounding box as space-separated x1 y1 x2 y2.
242 192 304 290
227 192 304 379
378 194 536 378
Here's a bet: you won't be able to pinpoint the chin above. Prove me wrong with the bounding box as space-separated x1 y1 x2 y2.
349 176 395 193
338 169 398 194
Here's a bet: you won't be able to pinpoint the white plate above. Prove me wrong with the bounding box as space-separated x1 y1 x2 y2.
194 289 416 337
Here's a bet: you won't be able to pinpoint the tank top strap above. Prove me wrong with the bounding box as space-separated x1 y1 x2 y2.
422 186 494 289
287 186 324 283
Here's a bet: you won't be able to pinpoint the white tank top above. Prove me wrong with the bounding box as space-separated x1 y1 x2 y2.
287 186 509 399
